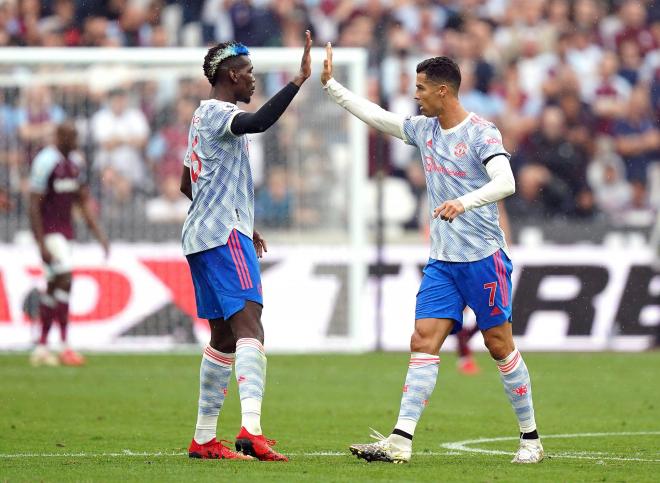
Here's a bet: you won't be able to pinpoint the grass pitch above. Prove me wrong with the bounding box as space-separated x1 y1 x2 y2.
1 352 658 482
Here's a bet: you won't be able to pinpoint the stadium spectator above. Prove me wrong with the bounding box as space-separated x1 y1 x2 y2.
80 16 114 47
91 88 150 200
459 61 504 123
555 89 596 156
591 50 632 135
145 174 190 224
613 86 660 208
619 39 644 86
587 136 634 217
255 166 295 228
2 0 660 233
17 84 66 169
614 0 656 55
147 96 197 183
389 71 418 174
38 0 80 47
511 106 593 218
567 28 604 101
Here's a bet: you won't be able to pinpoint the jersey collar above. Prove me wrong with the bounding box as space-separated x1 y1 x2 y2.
439 112 474 135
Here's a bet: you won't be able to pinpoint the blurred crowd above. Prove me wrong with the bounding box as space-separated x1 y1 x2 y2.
1 0 660 240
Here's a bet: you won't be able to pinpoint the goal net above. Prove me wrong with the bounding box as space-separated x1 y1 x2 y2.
0 47 368 352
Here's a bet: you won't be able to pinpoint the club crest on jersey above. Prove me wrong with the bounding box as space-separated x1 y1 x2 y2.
454 142 468 157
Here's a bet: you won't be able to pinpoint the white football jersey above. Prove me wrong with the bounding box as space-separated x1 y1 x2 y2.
181 99 254 255
403 112 510 262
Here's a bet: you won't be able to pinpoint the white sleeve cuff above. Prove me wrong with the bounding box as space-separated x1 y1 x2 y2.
458 155 515 211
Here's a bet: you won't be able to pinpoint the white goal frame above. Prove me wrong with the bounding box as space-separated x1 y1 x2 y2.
0 47 369 351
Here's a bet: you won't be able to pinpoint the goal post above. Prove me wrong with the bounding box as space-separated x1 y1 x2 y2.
0 47 369 352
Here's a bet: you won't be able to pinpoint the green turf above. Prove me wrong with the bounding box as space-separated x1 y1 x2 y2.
1 352 658 482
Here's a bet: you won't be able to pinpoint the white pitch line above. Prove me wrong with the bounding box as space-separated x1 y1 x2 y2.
441 431 660 463
0 450 456 459
2 432 658 462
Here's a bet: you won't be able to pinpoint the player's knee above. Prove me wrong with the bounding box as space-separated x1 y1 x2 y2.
410 329 433 354
484 337 511 360
210 338 236 353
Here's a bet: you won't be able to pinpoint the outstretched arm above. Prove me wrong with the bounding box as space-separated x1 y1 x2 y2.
231 30 312 135
321 42 406 140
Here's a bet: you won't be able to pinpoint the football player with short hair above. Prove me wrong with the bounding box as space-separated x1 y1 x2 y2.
322 46 543 464
181 31 312 462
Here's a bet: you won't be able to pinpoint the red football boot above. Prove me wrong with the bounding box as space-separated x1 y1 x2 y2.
235 427 289 461
458 356 481 375
60 348 86 366
188 438 255 460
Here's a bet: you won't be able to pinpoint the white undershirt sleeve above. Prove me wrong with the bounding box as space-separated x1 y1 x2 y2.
457 155 515 211
323 78 406 140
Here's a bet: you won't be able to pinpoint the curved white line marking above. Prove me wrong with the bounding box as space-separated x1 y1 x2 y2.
442 431 660 462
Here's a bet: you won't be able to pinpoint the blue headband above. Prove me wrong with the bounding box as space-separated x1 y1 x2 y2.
209 43 250 79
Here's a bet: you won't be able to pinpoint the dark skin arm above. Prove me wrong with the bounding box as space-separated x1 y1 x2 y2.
180 166 192 201
77 186 109 257
29 192 51 264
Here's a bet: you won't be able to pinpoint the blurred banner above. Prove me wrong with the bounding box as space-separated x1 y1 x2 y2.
0 243 657 352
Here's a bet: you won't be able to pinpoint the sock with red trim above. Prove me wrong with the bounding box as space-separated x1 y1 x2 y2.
496 348 537 434
194 346 234 444
38 294 56 345
393 352 440 439
235 338 266 435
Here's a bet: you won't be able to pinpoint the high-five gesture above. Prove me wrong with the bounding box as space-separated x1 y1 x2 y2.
293 30 312 86
321 42 333 85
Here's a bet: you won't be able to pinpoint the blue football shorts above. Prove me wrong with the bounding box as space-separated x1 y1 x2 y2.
415 248 513 333
186 229 263 320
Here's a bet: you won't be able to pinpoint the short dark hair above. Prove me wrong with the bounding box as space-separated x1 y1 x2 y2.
416 57 461 92
203 41 250 86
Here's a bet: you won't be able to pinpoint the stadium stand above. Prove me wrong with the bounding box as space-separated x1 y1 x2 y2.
0 0 658 247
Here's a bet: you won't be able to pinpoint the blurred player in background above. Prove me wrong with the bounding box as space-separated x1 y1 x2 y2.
180 31 312 461
456 200 512 375
29 122 109 367
322 46 543 464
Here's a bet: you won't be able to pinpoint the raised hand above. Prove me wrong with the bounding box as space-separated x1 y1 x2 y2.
321 42 333 85
293 30 312 86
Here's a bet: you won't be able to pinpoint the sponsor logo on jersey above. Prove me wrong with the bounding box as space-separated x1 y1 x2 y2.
485 137 501 145
424 156 467 177
454 142 468 157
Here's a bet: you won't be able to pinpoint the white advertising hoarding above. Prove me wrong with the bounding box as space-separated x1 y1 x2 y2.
0 243 657 352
